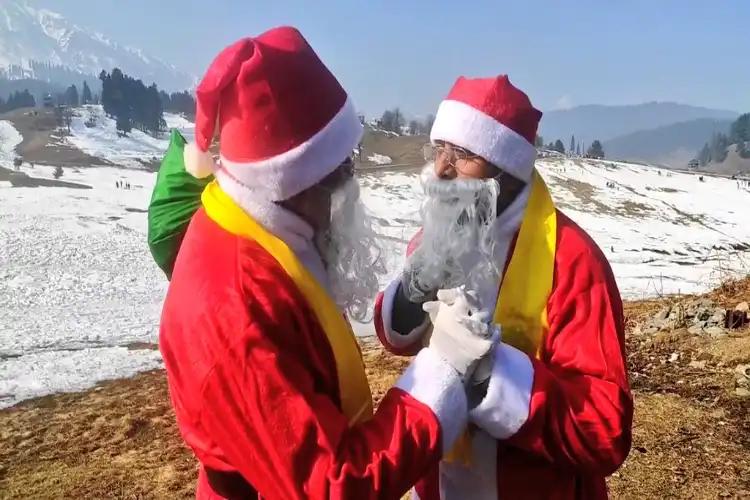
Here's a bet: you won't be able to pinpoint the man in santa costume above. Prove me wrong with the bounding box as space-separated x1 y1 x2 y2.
159 27 499 499
374 76 634 499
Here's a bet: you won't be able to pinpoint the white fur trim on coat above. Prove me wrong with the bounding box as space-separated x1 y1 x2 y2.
469 342 534 439
396 347 468 454
215 169 315 254
380 277 430 348
220 97 363 202
430 99 537 181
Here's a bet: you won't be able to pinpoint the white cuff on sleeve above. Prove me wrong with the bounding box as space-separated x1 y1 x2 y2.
381 278 430 349
395 347 468 454
469 343 534 440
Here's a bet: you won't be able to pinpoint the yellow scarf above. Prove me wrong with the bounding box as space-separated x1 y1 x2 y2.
200 169 556 463
201 181 374 426
444 169 557 464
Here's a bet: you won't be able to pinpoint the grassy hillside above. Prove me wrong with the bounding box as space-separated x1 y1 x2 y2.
603 118 733 166
700 144 750 175
359 128 427 167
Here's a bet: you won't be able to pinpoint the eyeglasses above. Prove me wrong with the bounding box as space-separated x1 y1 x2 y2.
423 142 480 165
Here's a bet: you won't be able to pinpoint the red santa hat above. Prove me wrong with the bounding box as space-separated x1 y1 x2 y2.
184 26 363 201
430 75 542 181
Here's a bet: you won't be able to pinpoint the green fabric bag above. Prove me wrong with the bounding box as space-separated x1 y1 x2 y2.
147 129 213 280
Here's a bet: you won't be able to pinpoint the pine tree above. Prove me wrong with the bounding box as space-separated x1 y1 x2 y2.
422 114 435 134
408 119 419 135
99 70 114 116
736 140 747 158
53 165 64 179
569 135 576 156
709 132 730 163
697 143 711 166
65 85 79 106
553 139 565 154
81 81 93 104
587 140 605 159
116 108 133 136
100 67 167 137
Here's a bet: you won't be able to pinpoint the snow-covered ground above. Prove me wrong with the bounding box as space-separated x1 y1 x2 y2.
0 118 22 161
361 159 750 300
1 163 165 408
64 105 194 169
0 118 22 188
366 153 392 165
3 116 750 407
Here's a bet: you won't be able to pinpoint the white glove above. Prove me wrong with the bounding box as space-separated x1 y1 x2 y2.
422 287 498 382
471 323 501 385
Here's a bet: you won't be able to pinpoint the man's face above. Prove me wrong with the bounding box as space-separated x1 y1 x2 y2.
427 140 498 180
402 141 525 301
288 157 356 233
425 140 526 211
284 157 386 322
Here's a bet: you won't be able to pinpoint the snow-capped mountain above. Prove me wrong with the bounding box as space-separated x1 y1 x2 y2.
0 0 196 91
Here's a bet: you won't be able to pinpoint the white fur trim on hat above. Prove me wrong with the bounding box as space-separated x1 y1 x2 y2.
219 97 363 202
184 142 219 179
430 99 537 181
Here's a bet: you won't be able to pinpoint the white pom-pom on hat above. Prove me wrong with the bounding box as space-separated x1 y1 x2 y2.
184 142 218 179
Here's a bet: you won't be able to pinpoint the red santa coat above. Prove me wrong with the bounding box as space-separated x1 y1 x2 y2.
374 209 633 500
160 203 471 500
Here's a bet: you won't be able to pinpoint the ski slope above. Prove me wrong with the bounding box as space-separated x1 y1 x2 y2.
64 105 194 169
2 116 750 407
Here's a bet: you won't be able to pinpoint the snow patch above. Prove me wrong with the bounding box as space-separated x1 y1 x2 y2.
64 105 193 169
367 153 392 165
0 119 23 164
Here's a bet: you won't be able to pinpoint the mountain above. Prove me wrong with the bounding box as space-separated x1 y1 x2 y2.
538 102 739 149
0 0 196 91
602 118 733 167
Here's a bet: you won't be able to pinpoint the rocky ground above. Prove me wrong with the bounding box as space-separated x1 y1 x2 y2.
1 279 749 500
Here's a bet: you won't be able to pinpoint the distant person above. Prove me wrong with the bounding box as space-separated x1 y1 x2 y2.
373 75 633 499
159 27 496 499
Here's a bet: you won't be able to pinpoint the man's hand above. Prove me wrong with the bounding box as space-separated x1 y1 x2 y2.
422 287 499 383
400 268 439 303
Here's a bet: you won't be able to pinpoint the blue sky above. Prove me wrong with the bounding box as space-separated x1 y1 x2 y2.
40 0 747 118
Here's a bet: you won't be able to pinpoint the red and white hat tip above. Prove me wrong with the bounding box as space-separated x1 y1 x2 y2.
185 26 363 200
184 142 218 179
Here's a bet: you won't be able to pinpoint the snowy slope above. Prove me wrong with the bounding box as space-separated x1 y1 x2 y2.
0 0 195 90
361 160 750 300
64 105 193 168
1 159 165 408
3 116 750 407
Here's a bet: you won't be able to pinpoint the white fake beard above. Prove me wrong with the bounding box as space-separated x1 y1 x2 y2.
316 178 387 323
404 164 501 300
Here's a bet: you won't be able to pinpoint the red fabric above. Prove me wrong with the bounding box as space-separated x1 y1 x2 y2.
194 26 348 161
373 229 424 357
376 211 633 499
160 209 444 499
444 76 542 143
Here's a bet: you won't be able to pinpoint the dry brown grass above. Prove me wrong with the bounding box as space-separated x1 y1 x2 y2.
360 129 428 167
2 282 750 499
0 107 108 168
